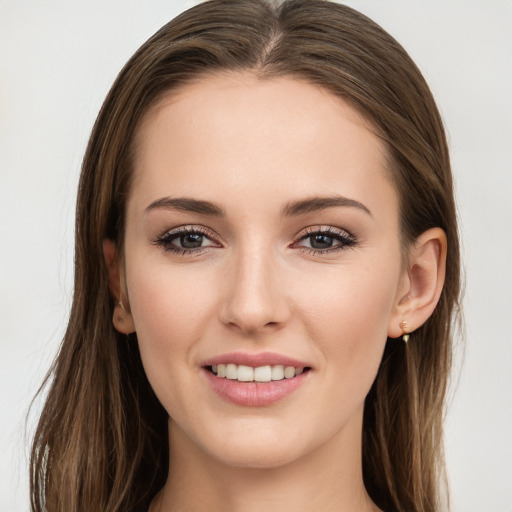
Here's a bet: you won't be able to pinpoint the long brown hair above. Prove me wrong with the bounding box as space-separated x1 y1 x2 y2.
30 1 461 511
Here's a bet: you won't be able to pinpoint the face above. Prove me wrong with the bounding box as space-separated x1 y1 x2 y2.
121 73 407 468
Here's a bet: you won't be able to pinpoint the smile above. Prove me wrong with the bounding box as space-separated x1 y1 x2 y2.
201 352 312 406
210 364 307 382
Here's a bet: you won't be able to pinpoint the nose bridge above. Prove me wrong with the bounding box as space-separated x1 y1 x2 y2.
221 240 287 333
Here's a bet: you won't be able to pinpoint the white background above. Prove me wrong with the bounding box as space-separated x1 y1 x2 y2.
1 1 511 511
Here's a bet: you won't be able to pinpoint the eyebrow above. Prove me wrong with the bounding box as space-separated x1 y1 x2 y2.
281 195 372 217
145 197 225 216
145 194 371 217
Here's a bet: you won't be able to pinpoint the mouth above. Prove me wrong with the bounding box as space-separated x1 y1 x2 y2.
201 356 312 406
206 364 311 382
200 352 313 406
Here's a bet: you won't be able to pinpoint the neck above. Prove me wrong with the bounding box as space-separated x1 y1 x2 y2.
154 412 380 512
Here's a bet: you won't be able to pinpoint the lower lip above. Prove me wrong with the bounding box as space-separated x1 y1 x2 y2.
202 368 310 407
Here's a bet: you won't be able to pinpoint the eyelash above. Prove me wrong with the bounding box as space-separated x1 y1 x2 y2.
153 225 358 256
292 226 358 255
153 225 218 255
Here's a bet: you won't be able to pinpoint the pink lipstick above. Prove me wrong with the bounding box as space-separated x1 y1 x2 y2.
200 351 312 407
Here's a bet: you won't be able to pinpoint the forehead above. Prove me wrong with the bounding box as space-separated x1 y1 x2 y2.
130 72 396 217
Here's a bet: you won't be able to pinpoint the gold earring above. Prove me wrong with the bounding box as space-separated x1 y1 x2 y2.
399 320 410 343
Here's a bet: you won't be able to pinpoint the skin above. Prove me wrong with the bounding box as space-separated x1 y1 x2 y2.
104 73 446 512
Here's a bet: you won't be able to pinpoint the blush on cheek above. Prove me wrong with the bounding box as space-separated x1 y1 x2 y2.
127 267 212 388
313 275 393 378
129 263 209 337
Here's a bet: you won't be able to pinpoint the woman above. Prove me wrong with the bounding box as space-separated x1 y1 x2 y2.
30 1 461 511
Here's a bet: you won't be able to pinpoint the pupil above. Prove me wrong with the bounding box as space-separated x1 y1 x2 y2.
311 234 333 249
181 233 203 248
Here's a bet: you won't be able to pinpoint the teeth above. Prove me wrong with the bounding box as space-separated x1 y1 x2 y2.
284 366 295 379
213 363 306 382
226 364 237 380
271 365 284 380
237 365 254 382
254 365 272 382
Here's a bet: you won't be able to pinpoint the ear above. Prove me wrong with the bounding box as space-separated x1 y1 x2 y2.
103 239 136 334
388 228 447 338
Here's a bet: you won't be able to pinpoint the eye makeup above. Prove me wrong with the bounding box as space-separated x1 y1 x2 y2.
152 225 221 255
152 224 358 257
291 225 358 255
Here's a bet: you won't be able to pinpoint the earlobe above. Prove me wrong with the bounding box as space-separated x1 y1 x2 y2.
102 239 136 334
388 228 447 339
113 298 136 335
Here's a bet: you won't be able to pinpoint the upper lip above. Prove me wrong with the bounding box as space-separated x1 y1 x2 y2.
201 351 312 369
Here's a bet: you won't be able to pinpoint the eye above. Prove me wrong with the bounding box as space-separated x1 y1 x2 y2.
292 226 357 254
177 232 208 249
153 226 219 254
308 233 337 249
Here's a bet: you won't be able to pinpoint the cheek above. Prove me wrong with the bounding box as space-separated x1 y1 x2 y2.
294 252 400 396
124 262 225 427
127 261 218 404
298 256 399 339
128 257 213 329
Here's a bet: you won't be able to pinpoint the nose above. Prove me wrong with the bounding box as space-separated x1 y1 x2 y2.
219 247 290 336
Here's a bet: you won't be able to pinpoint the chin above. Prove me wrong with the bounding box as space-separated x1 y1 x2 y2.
208 441 302 469
193 419 318 469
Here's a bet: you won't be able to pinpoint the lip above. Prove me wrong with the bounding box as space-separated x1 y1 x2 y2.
201 351 312 369
202 366 311 407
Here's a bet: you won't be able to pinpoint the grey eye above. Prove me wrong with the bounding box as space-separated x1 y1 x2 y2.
178 233 204 248
309 234 334 249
